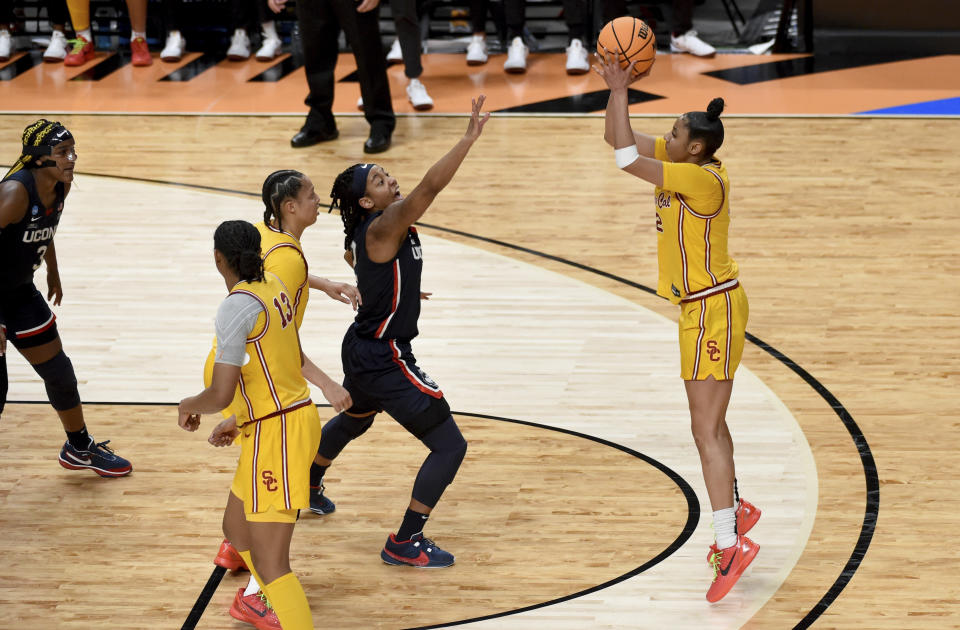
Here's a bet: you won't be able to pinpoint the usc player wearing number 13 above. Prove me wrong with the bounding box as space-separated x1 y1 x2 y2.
0 119 131 477
594 55 761 602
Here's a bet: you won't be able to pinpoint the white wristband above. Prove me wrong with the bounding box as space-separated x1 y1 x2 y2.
615 145 640 169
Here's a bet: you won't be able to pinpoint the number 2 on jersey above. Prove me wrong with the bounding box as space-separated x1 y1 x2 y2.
273 292 294 328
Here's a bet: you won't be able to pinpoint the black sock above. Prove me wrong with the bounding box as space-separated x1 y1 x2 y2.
66 426 91 450
309 462 328 488
397 508 429 541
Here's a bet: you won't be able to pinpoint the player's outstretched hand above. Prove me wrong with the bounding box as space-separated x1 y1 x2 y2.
592 48 654 90
465 95 490 142
209 416 240 447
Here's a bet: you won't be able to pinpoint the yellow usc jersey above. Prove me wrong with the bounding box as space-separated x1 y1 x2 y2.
653 136 739 305
256 221 310 329
205 273 312 426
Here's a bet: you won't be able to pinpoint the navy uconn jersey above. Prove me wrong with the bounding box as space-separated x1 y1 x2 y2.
0 169 65 289
351 210 424 341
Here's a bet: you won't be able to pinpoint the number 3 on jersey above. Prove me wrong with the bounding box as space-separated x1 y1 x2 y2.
272 292 294 328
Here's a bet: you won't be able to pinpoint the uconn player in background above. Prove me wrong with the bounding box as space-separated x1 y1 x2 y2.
0 119 131 477
316 96 489 567
594 55 760 602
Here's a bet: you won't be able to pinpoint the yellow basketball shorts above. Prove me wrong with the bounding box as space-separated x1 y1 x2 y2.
230 404 322 522
678 285 749 381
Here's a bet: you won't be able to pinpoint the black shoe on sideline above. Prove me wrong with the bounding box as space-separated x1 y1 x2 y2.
363 129 392 154
291 126 339 148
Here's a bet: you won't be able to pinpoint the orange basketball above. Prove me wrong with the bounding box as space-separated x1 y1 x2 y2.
597 17 656 76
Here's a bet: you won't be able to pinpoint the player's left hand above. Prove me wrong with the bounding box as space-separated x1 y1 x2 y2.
209 417 240 447
46 269 63 306
356 0 379 12
320 380 353 413
324 281 362 311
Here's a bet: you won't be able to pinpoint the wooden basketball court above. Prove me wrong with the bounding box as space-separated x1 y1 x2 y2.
1 46 958 629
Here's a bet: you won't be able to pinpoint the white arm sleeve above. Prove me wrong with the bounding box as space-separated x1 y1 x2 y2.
214 293 263 367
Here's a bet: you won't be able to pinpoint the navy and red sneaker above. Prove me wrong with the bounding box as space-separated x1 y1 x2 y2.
381 533 455 568
308 484 336 515
58 438 131 477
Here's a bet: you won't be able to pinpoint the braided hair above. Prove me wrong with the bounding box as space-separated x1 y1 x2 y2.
329 164 368 251
261 170 305 233
214 220 265 283
5 119 74 178
683 98 725 160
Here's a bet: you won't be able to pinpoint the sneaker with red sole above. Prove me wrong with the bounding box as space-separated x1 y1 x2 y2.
229 587 281 630
707 498 761 562
381 532 454 568
130 37 152 66
706 535 759 603
58 438 131 477
64 36 94 66
214 539 248 572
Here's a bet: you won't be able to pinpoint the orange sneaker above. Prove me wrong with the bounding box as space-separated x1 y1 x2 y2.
214 539 248 572
130 37 152 66
64 36 94 66
706 535 759 603
707 499 761 562
229 587 281 630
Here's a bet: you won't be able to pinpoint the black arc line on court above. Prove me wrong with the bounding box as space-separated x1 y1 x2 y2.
2 170 877 629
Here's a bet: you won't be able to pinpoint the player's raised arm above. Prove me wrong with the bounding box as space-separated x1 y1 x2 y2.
366 96 489 260
594 53 663 187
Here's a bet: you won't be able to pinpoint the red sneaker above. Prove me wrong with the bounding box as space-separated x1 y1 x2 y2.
64 36 94 66
214 539 248 572
130 36 152 66
706 535 759 603
229 587 281 630
707 498 761 562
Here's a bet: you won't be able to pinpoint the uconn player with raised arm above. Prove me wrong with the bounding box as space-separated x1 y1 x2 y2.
316 96 489 568
0 119 131 477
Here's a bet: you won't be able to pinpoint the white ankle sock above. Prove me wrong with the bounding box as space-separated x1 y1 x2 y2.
131 30 146 40
262 21 278 40
78 28 92 41
713 507 737 549
243 574 260 596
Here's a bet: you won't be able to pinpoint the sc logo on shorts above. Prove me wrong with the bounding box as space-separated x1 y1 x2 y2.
706 340 721 362
262 470 278 492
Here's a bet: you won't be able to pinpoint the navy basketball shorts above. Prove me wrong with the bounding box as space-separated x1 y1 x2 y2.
341 326 447 435
0 283 59 349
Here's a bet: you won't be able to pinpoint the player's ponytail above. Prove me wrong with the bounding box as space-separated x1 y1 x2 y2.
214 220 265 283
261 170 305 233
329 164 368 251
684 97 725 160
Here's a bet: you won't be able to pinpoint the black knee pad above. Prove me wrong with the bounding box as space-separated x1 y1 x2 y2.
32 351 80 411
411 416 467 508
317 412 375 460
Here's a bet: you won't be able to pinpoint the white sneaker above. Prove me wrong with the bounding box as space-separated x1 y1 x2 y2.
565 38 589 75
160 30 185 62
670 30 716 57
406 78 434 110
465 34 487 65
0 30 12 62
357 96 364 110
226 29 251 60
386 38 402 64
503 36 528 73
42 30 68 62
255 35 282 61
